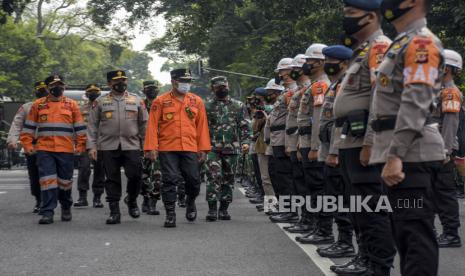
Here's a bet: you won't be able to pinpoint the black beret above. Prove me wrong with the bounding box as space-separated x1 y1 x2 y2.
323 45 353 60
254 87 267 96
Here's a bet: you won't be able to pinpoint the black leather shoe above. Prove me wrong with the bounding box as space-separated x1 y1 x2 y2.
330 254 368 274
297 231 334 245
185 197 197 222
256 204 264 212
164 202 176 228
93 195 104 208
438 233 462 248
128 204 140 218
178 196 186 208
142 196 150 213
74 190 88 207
269 213 299 223
206 201 217 222
38 215 54 224
33 201 40 214
295 229 317 242
106 202 121 224
218 201 231 220
249 197 263 204
317 241 356 258
287 223 314 234
146 198 160 215
61 208 72 221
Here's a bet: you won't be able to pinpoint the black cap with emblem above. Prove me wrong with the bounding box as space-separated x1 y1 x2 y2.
170 69 193 82
107 70 128 82
44 75 65 86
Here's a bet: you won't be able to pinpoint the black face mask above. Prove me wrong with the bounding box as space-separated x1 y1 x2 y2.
50 86 64 97
324 62 343 76
215 88 229 99
290 70 302 81
145 88 158 100
35 88 48 98
302 63 314 76
340 34 359 49
112 83 127 93
87 93 100 102
381 0 413 23
343 14 370 36
274 75 283 85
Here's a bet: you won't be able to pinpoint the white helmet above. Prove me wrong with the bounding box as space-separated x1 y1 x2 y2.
305 43 327 60
274 58 294 72
291 54 308 68
444 49 463 70
265 79 285 91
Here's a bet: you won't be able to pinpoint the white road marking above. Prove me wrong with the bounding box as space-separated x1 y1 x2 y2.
0 191 7 195
239 187 336 276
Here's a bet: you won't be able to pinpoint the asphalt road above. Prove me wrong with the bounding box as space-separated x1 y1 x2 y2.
0 169 464 276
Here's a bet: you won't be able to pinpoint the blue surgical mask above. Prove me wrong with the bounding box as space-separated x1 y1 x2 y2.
177 83 191 94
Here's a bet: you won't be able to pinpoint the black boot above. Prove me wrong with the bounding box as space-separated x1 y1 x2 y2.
297 229 334 245
106 202 121 224
269 212 299 223
74 190 88 207
218 201 231 220
206 201 218 222
317 240 356 258
438 233 462 248
127 199 140 218
178 194 186 208
142 196 150 213
93 194 104 208
164 202 176 228
61 208 72 221
147 197 160 215
33 198 41 214
38 215 54 224
256 204 264 212
330 254 368 274
185 196 197 222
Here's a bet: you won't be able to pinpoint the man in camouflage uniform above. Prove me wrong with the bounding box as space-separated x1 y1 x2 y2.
7 81 49 213
74 84 105 208
139 81 161 216
204 76 250 221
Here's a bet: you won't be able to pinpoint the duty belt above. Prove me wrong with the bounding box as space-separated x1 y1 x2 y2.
270 125 286 132
298 126 312 135
286 127 298 135
335 117 347 128
371 115 435 132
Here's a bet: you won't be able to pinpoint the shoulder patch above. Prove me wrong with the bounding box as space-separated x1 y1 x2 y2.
312 81 328 106
369 41 390 70
403 35 441 87
441 87 462 113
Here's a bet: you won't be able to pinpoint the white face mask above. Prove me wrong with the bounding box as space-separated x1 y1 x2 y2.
177 82 191 94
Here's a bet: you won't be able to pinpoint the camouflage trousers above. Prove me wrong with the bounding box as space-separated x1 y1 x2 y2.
205 153 239 203
141 158 161 200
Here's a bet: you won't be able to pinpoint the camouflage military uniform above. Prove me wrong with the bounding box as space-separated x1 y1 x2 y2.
205 96 250 203
141 98 161 200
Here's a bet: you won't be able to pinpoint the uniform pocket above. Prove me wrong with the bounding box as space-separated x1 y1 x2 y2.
125 105 138 120
101 106 115 121
162 107 176 121
343 63 362 91
375 57 396 94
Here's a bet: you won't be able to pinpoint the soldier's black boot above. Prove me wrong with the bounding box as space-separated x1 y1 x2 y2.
127 199 140 218
106 202 121 224
93 194 104 208
33 198 41 214
142 196 150 213
330 253 368 275
164 202 176 228
206 201 218 222
218 201 231 220
147 197 160 215
74 190 88 207
61 208 72 221
317 240 356 258
38 215 54 224
185 196 197 222
178 194 186 208
438 232 462 248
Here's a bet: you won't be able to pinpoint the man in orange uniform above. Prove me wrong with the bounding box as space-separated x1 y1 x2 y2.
20 75 86 224
144 69 211 228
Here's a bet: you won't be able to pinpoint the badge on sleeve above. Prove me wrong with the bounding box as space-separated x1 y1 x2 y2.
403 36 440 87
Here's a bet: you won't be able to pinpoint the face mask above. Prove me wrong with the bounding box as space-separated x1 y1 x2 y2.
274 75 283 85
302 63 313 76
340 34 359 49
35 88 48 98
87 93 100 102
145 88 158 100
290 70 302 81
264 104 274 113
112 83 127 93
177 82 191 94
343 14 370 35
50 86 64 97
381 0 413 23
215 88 229 99
324 62 343 76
